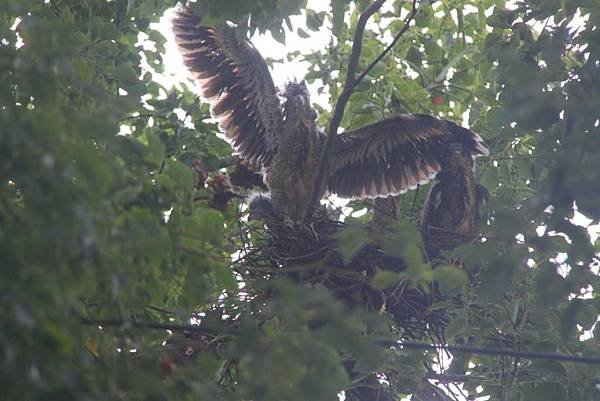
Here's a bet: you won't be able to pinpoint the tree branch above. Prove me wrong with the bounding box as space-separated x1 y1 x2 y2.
303 0 386 221
382 340 600 365
303 0 419 221
354 0 419 87
79 317 220 336
79 319 600 364
426 372 487 383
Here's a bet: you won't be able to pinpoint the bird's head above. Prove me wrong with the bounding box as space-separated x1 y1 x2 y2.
247 193 275 222
282 80 317 124
445 142 475 172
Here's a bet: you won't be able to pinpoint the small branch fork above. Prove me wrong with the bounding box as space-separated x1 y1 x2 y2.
303 0 419 221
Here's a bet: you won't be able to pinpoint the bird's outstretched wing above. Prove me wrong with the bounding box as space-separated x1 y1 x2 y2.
328 114 489 198
172 8 282 167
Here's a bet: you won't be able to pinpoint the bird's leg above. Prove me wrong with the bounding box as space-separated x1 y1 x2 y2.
308 222 320 241
286 218 320 241
283 215 296 228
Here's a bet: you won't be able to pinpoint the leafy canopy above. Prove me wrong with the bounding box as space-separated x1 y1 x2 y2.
1 0 600 400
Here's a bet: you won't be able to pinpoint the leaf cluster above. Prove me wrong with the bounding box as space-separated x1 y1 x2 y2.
2 1 600 401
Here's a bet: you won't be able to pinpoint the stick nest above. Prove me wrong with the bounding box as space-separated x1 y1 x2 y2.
231 213 450 340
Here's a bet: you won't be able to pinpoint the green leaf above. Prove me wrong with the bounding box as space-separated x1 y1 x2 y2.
433 266 467 295
522 382 566 401
96 40 119 57
181 262 211 307
331 0 346 35
423 41 442 60
559 299 598 340
445 313 467 339
406 46 422 65
213 263 237 291
533 263 568 308
193 208 225 246
112 65 138 87
306 10 325 31
163 159 195 191
270 25 286 44
143 133 165 166
367 60 386 79
478 253 522 301
486 8 516 28
335 224 368 264
296 27 310 38
101 23 120 40
370 270 403 290
486 106 507 128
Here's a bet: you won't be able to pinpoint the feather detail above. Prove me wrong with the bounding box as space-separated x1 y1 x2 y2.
328 114 489 199
172 8 282 167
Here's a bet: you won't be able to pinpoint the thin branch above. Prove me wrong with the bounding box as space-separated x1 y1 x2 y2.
277 245 332 261
147 305 175 316
235 260 362 277
354 0 419 87
410 184 420 215
425 48 470 90
81 317 600 364
303 0 419 221
302 0 387 221
118 113 159 122
381 340 600 365
488 155 536 161
79 317 220 336
427 372 487 383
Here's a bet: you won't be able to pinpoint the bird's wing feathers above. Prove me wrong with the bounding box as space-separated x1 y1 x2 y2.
172 9 282 167
329 114 489 198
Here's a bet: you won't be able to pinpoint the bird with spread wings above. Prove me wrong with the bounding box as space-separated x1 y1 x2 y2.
172 8 489 222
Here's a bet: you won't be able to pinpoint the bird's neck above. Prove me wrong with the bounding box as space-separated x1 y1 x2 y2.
282 118 317 140
439 153 473 180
